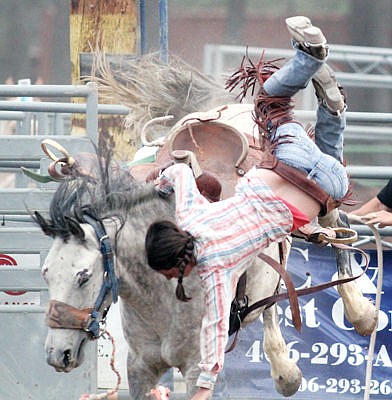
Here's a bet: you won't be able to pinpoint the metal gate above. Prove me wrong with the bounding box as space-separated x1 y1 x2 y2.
0 83 128 399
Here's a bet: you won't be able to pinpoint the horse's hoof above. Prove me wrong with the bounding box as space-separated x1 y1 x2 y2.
338 281 378 336
353 319 377 337
274 365 302 397
350 304 378 336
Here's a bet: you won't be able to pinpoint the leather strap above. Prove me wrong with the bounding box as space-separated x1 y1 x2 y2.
315 227 357 244
242 243 369 325
226 242 369 352
235 273 247 306
258 156 340 216
257 252 302 332
233 243 286 325
46 300 92 331
295 226 358 245
226 242 287 352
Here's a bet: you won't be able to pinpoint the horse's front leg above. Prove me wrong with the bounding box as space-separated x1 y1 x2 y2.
179 359 201 399
262 304 302 397
126 346 168 399
319 210 377 336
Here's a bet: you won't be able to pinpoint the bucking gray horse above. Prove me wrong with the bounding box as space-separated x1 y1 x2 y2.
35 53 377 399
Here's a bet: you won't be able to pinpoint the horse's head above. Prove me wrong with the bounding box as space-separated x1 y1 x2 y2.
37 211 118 372
34 154 170 373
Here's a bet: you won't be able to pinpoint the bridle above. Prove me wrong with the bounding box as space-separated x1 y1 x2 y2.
45 213 119 339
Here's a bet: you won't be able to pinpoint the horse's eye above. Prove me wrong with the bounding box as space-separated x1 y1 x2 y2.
76 269 91 287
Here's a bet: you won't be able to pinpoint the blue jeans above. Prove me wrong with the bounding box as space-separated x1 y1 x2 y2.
263 49 348 199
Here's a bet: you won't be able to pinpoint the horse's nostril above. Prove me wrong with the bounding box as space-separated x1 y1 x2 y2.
63 349 71 368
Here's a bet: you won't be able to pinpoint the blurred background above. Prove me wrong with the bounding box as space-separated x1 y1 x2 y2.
0 0 390 111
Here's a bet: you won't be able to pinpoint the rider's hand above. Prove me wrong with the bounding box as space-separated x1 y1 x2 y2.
191 387 213 400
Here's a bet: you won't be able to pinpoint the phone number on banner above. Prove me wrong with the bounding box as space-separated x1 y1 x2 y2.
298 377 392 395
247 340 391 367
286 340 390 366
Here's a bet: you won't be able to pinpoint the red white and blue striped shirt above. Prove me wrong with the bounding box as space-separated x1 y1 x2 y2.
158 163 293 390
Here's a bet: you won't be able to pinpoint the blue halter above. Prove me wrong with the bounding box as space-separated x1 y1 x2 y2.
82 213 119 338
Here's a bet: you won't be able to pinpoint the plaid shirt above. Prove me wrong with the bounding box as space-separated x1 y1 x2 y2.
158 164 292 390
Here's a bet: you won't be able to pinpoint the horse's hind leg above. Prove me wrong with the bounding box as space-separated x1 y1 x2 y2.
319 209 377 336
262 304 302 397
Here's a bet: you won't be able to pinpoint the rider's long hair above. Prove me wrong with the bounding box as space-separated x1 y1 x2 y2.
145 220 195 302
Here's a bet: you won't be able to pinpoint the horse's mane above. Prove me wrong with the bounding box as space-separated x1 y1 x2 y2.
85 50 235 146
36 52 235 237
34 147 161 239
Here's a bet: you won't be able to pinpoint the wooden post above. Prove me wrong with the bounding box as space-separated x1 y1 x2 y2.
69 0 138 159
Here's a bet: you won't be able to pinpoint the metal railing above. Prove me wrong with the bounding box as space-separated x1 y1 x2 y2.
0 82 129 142
204 43 392 87
203 43 392 112
0 83 128 399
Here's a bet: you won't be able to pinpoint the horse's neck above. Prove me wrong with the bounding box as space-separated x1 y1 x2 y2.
104 197 175 296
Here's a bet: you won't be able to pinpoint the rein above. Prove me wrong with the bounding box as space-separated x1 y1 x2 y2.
229 242 369 337
251 243 370 323
46 213 119 339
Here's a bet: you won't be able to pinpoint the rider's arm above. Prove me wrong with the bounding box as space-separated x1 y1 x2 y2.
196 267 233 391
158 163 208 218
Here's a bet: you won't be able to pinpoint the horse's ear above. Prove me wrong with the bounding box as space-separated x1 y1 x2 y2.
33 211 55 237
64 216 85 240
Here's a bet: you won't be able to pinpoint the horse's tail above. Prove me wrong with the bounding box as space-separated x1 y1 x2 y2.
84 49 234 145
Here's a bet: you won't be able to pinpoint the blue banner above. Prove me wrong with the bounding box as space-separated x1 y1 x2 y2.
223 242 392 399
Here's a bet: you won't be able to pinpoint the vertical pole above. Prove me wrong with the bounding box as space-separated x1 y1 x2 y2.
159 0 168 63
86 82 99 145
69 0 138 159
139 0 147 55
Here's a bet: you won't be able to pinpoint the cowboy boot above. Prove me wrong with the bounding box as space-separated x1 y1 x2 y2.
312 63 346 115
285 16 328 60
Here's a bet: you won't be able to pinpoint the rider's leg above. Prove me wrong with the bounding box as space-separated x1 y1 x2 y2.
273 17 348 239
312 64 346 163
258 17 348 200
303 69 348 242
263 49 323 98
263 16 328 97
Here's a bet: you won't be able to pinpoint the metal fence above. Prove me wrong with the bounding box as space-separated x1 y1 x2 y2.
0 83 129 400
203 43 392 123
203 43 392 89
